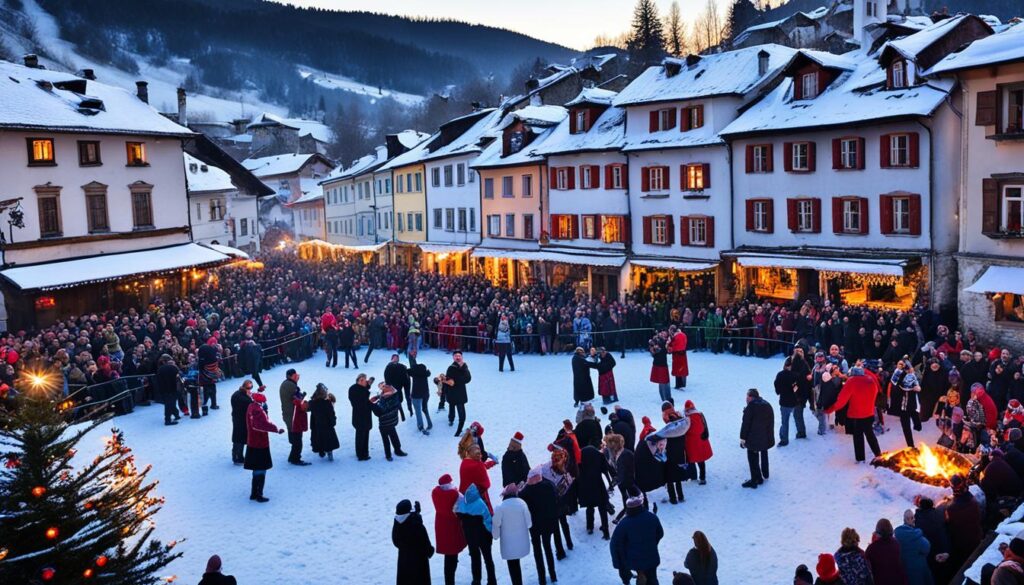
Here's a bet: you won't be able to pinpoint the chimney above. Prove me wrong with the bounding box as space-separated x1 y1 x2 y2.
758 50 770 77
176 87 187 126
81 68 96 80
136 81 149 104
23 53 39 68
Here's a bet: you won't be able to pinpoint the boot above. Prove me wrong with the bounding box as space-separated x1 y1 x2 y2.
254 475 269 503
249 475 259 500
202 405 209 416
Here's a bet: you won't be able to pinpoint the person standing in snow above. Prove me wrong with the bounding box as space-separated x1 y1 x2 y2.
650 334 672 405
339 318 358 369
775 358 804 447
348 373 374 461
578 443 612 539
572 347 598 407
243 388 284 503
519 467 559 585
594 347 619 404
604 434 635 522
321 308 338 368
432 474 466 585
408 351 432 435
825 365 882 463
392 499 433 585
460 443 495 512
740 388 775 489
492 483 533 585
444 351 471 436
495 315 516 373
890 359 923 448
230 380 255 464
502 432 530 486
456 484 499 585
541 443 576 558
197 339 222 413
197 555 236 585
683 531 719 585
834 528 873 585
682 400 713 485
894 509 931 585
370 382 407 461
575 403 604 450
279 369 309 466
864 518 906 584
155 353 182 426
384 353 411 420
610 494 664 585
668 325 689 390
309 383 339 461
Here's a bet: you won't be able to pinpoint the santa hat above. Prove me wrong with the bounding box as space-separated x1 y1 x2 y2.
684 400 695 410
548 443 566 453
252 392 267 404
438 474 453 486
470 421 484 436
1011 399 1023 410
510 432 524 445
205 555 222 574
816 554 839 581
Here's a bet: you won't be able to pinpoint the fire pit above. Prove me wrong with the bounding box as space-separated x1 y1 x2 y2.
871 443 975 487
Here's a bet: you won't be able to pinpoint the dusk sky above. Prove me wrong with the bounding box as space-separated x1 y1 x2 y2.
272 0 727 50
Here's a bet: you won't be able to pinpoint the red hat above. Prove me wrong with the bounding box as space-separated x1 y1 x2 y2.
470 421 484 436
641 416 652 426
548 443 565 453
816 554 839 581
438 474 453 485
252 392 267 404
562 419 573 431
511 432 524 445
684 400 695 410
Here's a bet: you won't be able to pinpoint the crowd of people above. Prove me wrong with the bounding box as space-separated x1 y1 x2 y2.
3 251 1024 584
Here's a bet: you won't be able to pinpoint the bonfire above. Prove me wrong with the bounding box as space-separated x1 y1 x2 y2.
871 443 976 487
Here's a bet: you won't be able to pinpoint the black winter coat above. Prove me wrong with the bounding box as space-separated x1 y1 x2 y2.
612 410 636 452
501 449 531 487
575 418 603 450
408 362 431 400
371 393 402 430
229 389 253 444
197 573 237 585
576 445 610 508
634 437 665 493
155 363 180 399
613 448 637 496
445 363 471 405
338 325 355 350
664 433 690 482
309 398 340 453
572 354 597 403
348 383 373 430
774 369 799 408
385 362 410 395
519 479 559 533
393 512 433 585
238 341 263 376
458 513 493 548
740 397 775 452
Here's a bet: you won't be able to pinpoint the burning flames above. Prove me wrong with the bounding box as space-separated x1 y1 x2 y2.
872 443 975 487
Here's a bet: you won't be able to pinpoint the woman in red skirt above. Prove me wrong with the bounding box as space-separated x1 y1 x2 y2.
649 332 671 405
594 347 619 404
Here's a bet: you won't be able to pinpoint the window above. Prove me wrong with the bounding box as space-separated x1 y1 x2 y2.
240 218 248 236
842 198 862 233
601 216 625 243
684 164 707 191
502 176 514 198
407 212 414 232
458 208 468 232
866 1 877 17
800 73 819 100
647 166 667 191
397 213 405 232
434 208 443 228
839 138 860 169
469 208 476 232
554 214 576 239
522 175 533 197
892 196 911 233
35 187 62 238
791 143 809 171
505 213 515 237
651 216 669 245
574 110 587 134
556 167 570 190
891 61 907 89
1003 186 1023 233
687 217 708 246
444 165 453 187
415 173 422 191
209 199 225 221
610 165 624 189
416 214 423 231
751 145 772 173
384 212 390 230
524 215 534 239
655 108 675 132
131 186 154 228
1007 86 1024 134
27 138 55 165
488 214 501 237
446 208 455 232
681 105 704 131
125 142 147 166
469 169 476 183
797 199 815 233
83 183 109 232
432 167 441 187
890 134 910 167
78 141 101 166
581 166 593 189
752 200 771 232
484 177 494 199
457 164 466 185
582 215 597 239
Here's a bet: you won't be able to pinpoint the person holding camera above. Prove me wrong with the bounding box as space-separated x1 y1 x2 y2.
348 373 375 461
371 382 408 461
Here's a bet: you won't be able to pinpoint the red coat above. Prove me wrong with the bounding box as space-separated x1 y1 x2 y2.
459 458 493 513
291 398 309 433
246 402 281 448
669 332 689 377
431 485 466 555
683 409 713 463
320 312 337 333
826 373 879 419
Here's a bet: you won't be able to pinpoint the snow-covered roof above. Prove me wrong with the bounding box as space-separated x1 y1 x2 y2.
538 104 625 155
395 129 430 150
796 49 859 71
0 243 230 291
184 152 235 194
804 7 829 20
927 21 1024 74
565 87 617 107
242 153 318 178
247 113 333 144
885 14 974 62
613 45 798 106
419 109 503 164
287 186 323 206
378 134 433 171
472 109 567 169
0 60 192 136
721 49 955 136
499 105 567 129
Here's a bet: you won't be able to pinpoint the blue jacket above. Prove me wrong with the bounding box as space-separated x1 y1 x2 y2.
609 507 663 571
894 524 933 585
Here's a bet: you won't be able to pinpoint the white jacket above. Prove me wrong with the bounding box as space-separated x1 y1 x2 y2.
491 497 532 560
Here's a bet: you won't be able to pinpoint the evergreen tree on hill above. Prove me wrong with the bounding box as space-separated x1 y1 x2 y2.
627 0 667 71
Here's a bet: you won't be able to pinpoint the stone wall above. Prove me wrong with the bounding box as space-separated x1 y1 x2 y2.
958 256 1024 353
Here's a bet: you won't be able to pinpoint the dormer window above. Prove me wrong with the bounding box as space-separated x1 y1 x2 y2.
508 130 525 154
800 73 819 100
891 60 907 89
681 105 704 131
573 110 588 134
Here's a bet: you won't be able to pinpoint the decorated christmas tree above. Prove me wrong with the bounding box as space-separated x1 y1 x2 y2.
0 386 182 584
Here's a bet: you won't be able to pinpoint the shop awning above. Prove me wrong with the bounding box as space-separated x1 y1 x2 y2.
733 254 907 276
0 243 232 292
630 258 719 272
299 239 387 253
418 243 475 255
471 247 625 267
208 244 250 259
964 266 1024 295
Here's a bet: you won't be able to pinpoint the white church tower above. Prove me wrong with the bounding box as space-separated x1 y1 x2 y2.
853 0 888 47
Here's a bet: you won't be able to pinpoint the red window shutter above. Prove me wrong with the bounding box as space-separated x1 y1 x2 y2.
908 194 922 235
593 214 602 239
705 216 715 248
807 142 816 172
569 112 578 134
858 196 869 234
832 197 843 233
696 105 704 128
567 167 576 190
642 216 652 244
666 215 675 245
591 165 600 189
982 178 1000 234
641 167 650 192
679 216 690 246
745 145 754 173
661 166 671 190
909 132 920 168
976 90 999 126
550 167 559 189
879 195 893 235
793 78 803 100
604 165 613 188
886 65 894 89
787 198 798 231
765 145 774 172
880 135 891 168
701 163 711 188
745 199 755 231
810 198 822 233
832 139 842 169
550 214 559 238
680 108 691 131
621 165 628 189
765 199 774 233
856 137 866 169
680 164 689 189
667 109 677 130
649 111 658 132
570 215 580 239
818 70 829 95
585 109 594 132
783 142 794 172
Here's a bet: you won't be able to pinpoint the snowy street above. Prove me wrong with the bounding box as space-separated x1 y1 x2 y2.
80 349 923 584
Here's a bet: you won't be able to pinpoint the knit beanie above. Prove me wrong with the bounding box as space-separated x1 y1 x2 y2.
816 554 839 580
1010 529 1024 558
395 500 412 515
794 564 814 585
205 555 222 574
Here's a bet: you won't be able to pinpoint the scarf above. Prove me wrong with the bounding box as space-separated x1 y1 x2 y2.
455 486 492 531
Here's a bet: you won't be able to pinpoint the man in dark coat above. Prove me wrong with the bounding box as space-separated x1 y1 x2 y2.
578 445 611 539
370 383 407 461
338 319 358 369
392 499 434 585
229 380 254 464
279 369 308 466
610 407 636 452
501 432 530 487
519 468 559 585
154 354 181 426
364 312 387 363
946 474 983 571
238 336 264 386
348 373 374 461
384 353 412 418
914 497 952 583
444 351 471 436
197 341 221 413
634 431 665 498
609 495 664 585
740 388 775 489
572 347 598 407
575 404 603 449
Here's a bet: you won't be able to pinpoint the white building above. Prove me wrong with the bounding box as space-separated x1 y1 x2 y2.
241 152 333 244
612 45 797 302
0 59 234 329
928 22 1024 350
184 153 260 252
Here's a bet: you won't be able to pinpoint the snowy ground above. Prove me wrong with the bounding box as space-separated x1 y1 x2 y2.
78 349 932 584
